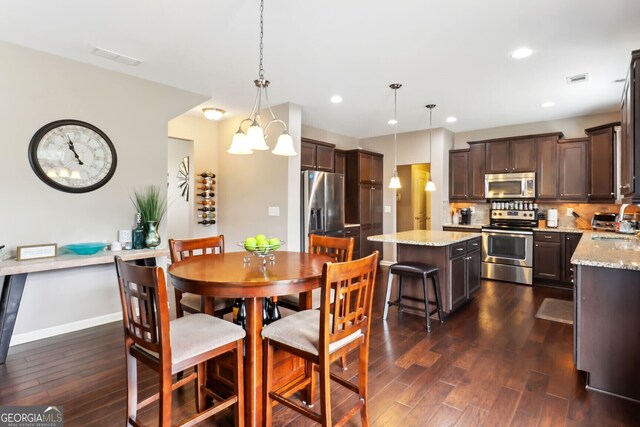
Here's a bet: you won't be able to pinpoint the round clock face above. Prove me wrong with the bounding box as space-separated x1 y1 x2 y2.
29 120 117 193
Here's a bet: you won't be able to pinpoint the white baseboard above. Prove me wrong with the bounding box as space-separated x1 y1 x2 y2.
10 312 123 347
380 260 395 267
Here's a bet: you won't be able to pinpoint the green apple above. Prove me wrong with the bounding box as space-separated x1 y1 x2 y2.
244 237 257 251
268 238 281 250
255 234 267 241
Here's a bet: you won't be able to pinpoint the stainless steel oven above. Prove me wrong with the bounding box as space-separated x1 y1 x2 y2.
481 209 537 285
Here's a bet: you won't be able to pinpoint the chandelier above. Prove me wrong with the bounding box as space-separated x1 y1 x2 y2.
425 104 437 192
227 0 296 156
388 83 402 189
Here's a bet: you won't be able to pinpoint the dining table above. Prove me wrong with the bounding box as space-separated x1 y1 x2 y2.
168 250 331 427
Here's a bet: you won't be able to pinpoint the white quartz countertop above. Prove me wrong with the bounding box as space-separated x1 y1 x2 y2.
571 232 640 271
0 248 168 276
368 230 481 246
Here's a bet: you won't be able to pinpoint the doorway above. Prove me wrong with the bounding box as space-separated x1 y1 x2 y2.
167 137 195 240
396 163 432 232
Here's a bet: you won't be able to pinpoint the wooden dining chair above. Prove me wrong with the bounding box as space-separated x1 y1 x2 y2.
114 256 245 427
168 235 234 318
262 251 379 427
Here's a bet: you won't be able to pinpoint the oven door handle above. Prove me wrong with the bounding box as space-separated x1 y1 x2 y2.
482 228 533 236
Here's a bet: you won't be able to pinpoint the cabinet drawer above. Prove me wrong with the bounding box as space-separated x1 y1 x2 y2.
344 227 360 236
466 238 481 252
449 241 467 257
535 232 561 243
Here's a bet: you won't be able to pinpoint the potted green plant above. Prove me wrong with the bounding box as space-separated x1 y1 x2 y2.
131 185 167 248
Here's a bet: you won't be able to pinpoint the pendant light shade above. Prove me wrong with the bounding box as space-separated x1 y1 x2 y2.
228 130 253 155
388 83 402 189
425 104 437 192
246 120 269 150
272 132 297 156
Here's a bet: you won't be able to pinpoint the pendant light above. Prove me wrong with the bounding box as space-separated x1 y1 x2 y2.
227 0 296 157
388 83 402 189
425 104 437 192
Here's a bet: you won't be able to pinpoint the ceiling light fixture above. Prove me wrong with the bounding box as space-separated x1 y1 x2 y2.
227 0 296 156
425 104 437 192
202 108 226 121
445 116 457 123
330 95 343 104
511 47 533 59
388 83 402 189
541 101 555 108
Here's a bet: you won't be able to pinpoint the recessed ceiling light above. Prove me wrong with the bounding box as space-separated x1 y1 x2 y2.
541 101 555 108
511 47 533 59
445 116 457 123
330 95 343 104
202 108 225 120
388 119 398 125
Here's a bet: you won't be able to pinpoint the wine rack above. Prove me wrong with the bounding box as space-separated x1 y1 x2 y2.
196 171 216 226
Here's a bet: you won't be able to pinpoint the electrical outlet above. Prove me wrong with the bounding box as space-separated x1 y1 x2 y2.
566 207 573 217
268 207 280 216
384 206 391 213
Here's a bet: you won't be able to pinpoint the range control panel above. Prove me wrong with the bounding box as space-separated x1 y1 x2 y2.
490 209 537 220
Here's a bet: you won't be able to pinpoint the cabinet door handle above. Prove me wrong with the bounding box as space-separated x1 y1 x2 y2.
611 192 615 196
544 235 552 239
535 244 539 247
456 247 464 251
587 193 591 197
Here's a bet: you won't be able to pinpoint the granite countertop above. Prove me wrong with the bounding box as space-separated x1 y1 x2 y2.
571 232 640 271
442 223 486 229
368 230 481 246
533 226 587 233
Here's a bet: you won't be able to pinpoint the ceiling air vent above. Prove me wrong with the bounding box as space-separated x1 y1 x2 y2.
566 73 589 85
92 47 142 66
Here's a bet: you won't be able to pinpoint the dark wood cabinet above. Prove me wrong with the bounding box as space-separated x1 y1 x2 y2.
534 231 581 286
486 138 536 173
558 138 588 201
344 226 360 260
334 149 346 175
536 135 559 199
620 49 640 202
300 138 335 172
563 233 581 283
449 150 469 200
469 143 486 199
586 124 618 201
449 238 482 311
345 149 384 258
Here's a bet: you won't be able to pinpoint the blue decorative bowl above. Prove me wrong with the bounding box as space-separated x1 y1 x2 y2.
63 242 108 255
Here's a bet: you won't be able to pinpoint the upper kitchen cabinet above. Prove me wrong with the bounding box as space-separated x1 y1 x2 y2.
355 151 384 184
536 135 560 199
485 138 536 173
449 144 485 201
586 123 619 201
300 138 335 172
558 138 588 201
620 49 640 202
449 149 469 200
334 149 346 175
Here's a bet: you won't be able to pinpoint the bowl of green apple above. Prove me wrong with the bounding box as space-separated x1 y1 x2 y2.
239 234 284 258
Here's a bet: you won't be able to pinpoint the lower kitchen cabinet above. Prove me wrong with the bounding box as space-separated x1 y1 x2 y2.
564 233 581 283
344 225 361 259
534 231 582 287
450 240 482 311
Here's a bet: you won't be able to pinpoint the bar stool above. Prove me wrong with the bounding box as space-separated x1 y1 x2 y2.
382 262 444 332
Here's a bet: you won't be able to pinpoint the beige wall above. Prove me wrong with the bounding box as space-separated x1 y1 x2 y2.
301 125 359 150
217 103 303 252
0 42 205 343
453 111 620 148
168 114 220 238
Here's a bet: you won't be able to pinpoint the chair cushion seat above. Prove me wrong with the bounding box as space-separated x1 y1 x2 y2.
389 262 438 276
138 314 245 368
180 293 232 312
261 310 362 356
278 288 336 310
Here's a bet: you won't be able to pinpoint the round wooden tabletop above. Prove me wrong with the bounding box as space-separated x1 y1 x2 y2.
168 251 332 298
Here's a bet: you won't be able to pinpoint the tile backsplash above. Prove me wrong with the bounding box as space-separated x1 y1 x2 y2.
447 201 639 227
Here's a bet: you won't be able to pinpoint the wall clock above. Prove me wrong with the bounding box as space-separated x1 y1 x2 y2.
28 119 117 193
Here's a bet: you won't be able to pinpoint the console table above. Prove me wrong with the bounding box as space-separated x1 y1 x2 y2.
0 248 168 364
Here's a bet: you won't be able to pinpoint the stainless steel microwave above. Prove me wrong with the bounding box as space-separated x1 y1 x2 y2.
485 172 535 199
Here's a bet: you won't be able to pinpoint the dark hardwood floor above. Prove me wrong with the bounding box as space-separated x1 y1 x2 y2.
2 267 639 426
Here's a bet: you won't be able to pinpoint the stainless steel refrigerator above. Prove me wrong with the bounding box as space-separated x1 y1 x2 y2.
300 171 345 252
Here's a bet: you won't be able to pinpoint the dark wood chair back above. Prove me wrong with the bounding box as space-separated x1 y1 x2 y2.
320 251 378 350
114 256 171 359
308 234 354 263
168 235 225 262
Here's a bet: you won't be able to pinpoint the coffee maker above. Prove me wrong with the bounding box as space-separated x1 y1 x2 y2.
459 208 472 225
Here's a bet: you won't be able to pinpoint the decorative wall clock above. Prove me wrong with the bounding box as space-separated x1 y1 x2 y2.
28 119 117 193
177 156 190 201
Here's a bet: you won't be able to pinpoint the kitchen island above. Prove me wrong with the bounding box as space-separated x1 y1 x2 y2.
368 230 482 314
572 233 640 401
